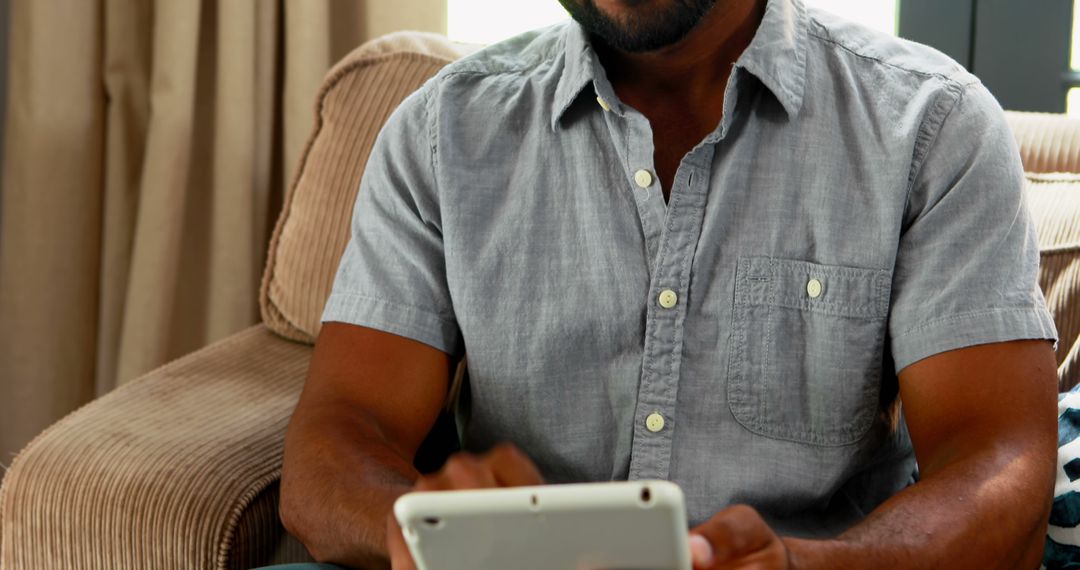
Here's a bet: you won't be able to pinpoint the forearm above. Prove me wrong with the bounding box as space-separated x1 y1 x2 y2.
281 405 420 569
784 445 1053 569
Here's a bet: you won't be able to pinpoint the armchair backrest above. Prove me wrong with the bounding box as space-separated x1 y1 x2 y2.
259 32 474 344
1008 112 1080 390
1007 111 1080 174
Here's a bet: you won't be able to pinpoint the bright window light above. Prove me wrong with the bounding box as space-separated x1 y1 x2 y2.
448 0 569 45
1072 0 1080 70
804 0 898 35
447 0 898 46
1068 87 1080 117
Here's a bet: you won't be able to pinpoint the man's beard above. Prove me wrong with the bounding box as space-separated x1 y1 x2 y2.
557 0 718 53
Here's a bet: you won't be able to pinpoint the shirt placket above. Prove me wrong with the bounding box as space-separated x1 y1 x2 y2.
596 97 665 266
604 110 714 481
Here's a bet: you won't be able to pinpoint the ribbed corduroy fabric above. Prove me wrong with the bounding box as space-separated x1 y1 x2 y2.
1026 173 1080 390
1007 111 1080 174
0 33 475 570
228 483 314 569
0 326 312 569
261 32 475 344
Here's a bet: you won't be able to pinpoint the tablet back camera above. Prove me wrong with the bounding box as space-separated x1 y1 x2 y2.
640 485 653 507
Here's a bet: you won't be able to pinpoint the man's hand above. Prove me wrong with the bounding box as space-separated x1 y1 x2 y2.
681 339 1057 570
688 505 790 570
386 443 546 570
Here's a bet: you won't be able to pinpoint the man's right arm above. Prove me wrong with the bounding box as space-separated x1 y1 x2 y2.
280 322 453 569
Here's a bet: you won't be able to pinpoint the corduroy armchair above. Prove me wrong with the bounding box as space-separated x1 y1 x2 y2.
0 32 474 569
3 30 1080 569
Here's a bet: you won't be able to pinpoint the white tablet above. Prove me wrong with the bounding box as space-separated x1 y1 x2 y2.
393 480 692 570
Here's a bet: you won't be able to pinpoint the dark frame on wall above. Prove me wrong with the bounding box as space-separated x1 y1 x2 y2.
899 0 1075 113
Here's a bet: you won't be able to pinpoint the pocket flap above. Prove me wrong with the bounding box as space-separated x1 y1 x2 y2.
736 257 891 319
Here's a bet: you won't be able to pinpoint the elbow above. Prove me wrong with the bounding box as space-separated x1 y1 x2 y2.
279 478 325 561
279 461 342 563
1017 516 1050 570
1020 511 1050 569
279 469 371 566
1014 454 1055 569
279 414 332 561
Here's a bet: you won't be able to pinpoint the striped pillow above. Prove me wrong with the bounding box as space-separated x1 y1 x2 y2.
259 33 472 344
1047 387 1080 568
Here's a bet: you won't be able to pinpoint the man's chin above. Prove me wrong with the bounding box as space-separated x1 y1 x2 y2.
561 0 718 54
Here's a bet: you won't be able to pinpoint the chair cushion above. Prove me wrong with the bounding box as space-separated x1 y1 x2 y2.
1007 111 1080 174
1026 173 1080 390
260 32 473 343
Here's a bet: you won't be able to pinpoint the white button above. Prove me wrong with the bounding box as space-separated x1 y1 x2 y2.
807 278 823 299
658 290 678 309
646 413 665 433
596 96 612 111
634 169 654 188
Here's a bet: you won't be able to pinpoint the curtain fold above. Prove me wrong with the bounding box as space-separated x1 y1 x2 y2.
0 0 105 466
0 0 446 464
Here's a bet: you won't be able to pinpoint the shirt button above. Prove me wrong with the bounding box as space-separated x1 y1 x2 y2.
658 289 678 309
806 278 823 299
634 169 653 188
646 412 665 433
596 96 612 111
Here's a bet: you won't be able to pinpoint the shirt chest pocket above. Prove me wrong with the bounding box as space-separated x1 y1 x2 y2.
726 257 892 446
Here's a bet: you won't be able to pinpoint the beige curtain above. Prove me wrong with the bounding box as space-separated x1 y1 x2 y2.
0 0 447 464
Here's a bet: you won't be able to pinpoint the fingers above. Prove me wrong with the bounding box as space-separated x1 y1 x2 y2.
705 504 775 558
416 453 499 491
689 505 788 569
483 443 546 487
416 442 544 491
390 443 541 569
689 534 715 568
386 510 417 570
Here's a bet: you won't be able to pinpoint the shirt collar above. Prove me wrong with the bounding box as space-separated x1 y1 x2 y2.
551 0 809 130
550 20 610 130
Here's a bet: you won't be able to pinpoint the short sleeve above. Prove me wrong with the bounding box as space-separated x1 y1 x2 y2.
321 84 462 355
888 81 1057 373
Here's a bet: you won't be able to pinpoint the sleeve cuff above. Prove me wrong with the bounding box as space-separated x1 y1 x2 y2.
320 291 462 356
891 307 1059 373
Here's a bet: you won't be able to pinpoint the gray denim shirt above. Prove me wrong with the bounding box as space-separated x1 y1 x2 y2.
322 0 1057 535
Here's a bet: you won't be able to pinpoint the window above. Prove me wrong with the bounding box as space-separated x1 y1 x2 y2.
1069 0 1080 115
447 0 898 45
804 0 897 35
447 0 568 44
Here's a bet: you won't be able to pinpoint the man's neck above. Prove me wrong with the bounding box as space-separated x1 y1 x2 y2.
595 0 766 111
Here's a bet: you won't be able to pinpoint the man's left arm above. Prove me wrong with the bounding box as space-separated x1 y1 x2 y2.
689 79 1061 569
689 338 1058 569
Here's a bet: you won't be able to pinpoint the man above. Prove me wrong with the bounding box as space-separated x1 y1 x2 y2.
278 0 1061 568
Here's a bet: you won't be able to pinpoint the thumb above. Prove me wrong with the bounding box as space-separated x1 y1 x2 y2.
688 533 715 568
689 504 776 567
386 510 418 570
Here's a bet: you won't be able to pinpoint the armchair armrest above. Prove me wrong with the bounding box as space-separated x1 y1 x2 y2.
0 325 314 569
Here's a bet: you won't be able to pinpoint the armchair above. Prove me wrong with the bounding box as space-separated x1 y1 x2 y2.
0 31 472 569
